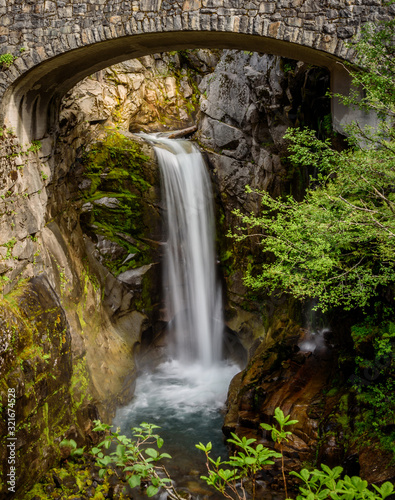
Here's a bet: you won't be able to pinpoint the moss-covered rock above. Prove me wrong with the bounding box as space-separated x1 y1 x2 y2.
78 129 160 276
0 276 98 500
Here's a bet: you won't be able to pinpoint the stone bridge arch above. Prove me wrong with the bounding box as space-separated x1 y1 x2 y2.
0 0 393 142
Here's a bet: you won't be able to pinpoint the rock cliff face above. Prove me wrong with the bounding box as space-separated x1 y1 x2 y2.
222 322 395 487
0 47 391 498
196 50 330 351
0 126 163 498
60 50 219 134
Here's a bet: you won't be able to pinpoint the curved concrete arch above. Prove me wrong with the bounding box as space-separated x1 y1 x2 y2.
0 0 392 141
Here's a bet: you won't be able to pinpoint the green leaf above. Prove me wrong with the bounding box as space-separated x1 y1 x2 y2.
318 489 331 500
218 468 236 481
132 463 146 473
373 482 394 498
128 475 141 488
98 455 112 466
274 407 285 422
116 444 126 457
145 448 159 459
196 442 212 452
146 486 159 497
60 439 77 449
71 446 85 456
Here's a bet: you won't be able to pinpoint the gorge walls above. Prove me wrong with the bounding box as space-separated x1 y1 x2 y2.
1 44 393 498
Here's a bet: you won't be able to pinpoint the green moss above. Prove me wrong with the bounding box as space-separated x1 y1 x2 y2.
336 394 349 428
43 402 50 444
83 131 149 191
24 460 125 500
325 387 339 397
81 131 154 275
70 358 91 410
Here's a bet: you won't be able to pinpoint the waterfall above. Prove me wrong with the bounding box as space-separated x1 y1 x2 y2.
114 135 240 489
147 135 223 366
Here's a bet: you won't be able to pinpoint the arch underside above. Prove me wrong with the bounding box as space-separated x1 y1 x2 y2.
1 30 364 142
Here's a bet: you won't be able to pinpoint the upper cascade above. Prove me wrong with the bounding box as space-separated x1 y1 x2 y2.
145 135 223 367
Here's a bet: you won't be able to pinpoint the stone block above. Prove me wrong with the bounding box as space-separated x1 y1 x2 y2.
200 13 211 30
139 0 162 11
337 26 355 38
190 12 200 29
182 0 202 9
203 0 224 7
217 15 226 30
268 21 281 37
174 14 182 29
73 3 87 15
224 0 244 7
43 1 57 13
254 16 269 36
285 17 303 27
323 23 336 34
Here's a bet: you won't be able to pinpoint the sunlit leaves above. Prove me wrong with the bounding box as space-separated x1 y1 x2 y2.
290 464 394 500
86 420 178 500
196 418 282 500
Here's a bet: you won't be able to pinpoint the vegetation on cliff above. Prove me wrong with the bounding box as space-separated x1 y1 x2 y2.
232 17 395 460
26 411 394 500
233 17 395 313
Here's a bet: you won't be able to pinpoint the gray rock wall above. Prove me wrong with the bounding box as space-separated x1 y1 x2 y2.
196 50 331 349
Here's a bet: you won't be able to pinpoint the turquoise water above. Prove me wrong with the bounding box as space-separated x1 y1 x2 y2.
113 359 240 498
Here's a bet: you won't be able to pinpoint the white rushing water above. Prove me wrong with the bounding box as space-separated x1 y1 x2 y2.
146 135 224 366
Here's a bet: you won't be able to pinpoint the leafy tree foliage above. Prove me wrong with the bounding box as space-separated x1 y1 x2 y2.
232 15 395 312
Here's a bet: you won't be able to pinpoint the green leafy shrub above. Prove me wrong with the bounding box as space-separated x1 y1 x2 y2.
291 464 394 500
347 315 395 454
197 407 298 500
261 407 298 498
196 436 280 500
61 420 180 499
231 16 395 313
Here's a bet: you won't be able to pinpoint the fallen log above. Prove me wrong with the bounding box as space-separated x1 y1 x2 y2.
167 125 197 139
